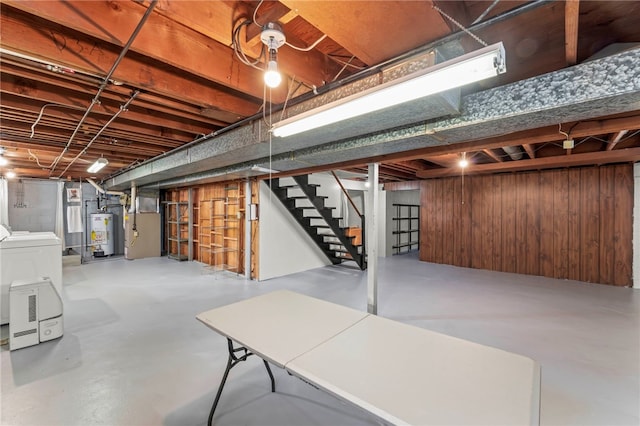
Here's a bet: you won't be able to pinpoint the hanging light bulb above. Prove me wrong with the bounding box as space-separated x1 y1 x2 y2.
0 155 8 167
5 170 16 179
459 152 469 168
260 23 286 89
264 49 282 88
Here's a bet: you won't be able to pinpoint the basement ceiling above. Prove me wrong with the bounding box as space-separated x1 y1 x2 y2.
0 0 639 186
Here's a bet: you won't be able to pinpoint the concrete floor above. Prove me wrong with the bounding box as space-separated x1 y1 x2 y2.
1 253 638 426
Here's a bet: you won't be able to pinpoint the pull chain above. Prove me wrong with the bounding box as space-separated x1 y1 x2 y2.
433 5 489 47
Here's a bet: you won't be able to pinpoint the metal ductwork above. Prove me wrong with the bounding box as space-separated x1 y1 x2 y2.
502 146 523 160
105 46 640 191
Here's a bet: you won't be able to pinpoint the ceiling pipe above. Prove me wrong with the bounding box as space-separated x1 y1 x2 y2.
103 0 550 184
502 145 523 160
86 178 124 196
57 91 140 178
49 0 158 175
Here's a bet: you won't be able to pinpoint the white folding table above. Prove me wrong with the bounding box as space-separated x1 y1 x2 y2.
197 290 540 425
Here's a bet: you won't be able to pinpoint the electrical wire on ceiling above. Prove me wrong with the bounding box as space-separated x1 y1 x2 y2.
31 103 86 140
232 19 265 70
56 91 140 178
252 0 266 27
286 34 327 51
558 123 571 140
251 0 327 53
27 149 46 169
49 0 158 176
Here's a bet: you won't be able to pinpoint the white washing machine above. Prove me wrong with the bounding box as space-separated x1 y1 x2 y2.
0 226 63 325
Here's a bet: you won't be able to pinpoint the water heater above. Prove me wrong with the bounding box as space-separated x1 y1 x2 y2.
90 213 114 256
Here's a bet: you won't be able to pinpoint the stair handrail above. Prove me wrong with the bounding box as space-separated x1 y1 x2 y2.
330 171 366 270
330 171 362 218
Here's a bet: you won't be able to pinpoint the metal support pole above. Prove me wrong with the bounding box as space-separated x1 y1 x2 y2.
367 163 379 315
188 188 193 261
245 180 252 279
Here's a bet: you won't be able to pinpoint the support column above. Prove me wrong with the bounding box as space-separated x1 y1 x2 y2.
633 163 639 289
188 188 193 261
367 163 379 314
245 180 252 280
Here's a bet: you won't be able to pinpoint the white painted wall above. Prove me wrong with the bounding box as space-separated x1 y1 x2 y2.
633 163 639 289
8 179 58 231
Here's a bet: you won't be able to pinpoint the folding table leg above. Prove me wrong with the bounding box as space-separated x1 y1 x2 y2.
207 338 276 426
263 359 275 392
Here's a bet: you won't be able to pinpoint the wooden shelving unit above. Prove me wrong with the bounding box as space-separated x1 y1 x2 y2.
392 203 419 255
198 184 244 273
165 200 190 261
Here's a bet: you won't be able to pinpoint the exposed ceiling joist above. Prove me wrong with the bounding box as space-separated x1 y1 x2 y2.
1 1 639 183
565 0 580 66
482 148 503 163
606 130 629 151
522 144 536 159
416 147 640 178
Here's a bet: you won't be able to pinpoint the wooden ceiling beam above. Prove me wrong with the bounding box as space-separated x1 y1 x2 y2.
522 144 536 159
373 114 640 164
378 165 416 180
482 148 502 162
395 159 430 171
0 78 214 137
0 60 230 128
279 0 451 65
0 103 189 147
565 0 580 66
0 5 260 121
244 1 294 42
606 130 629 151
1 1 279 101
141 0 336 87
1 138 166 161
0 119 179 156
416 147 640 178
0 109 186 150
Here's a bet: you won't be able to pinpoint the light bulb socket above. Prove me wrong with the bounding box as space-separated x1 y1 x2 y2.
260 22 286 50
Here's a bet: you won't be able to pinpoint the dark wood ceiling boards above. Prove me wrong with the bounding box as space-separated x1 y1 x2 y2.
0 0 638 182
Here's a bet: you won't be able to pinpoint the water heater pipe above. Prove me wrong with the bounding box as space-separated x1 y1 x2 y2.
86 178 125 196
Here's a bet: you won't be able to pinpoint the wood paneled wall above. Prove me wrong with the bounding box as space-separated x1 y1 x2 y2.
420 164 633 286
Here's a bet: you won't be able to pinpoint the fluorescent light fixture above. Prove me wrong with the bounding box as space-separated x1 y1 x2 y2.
272 42 506 138
87 157 108 173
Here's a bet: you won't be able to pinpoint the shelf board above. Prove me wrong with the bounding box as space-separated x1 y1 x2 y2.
392 242 420 248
